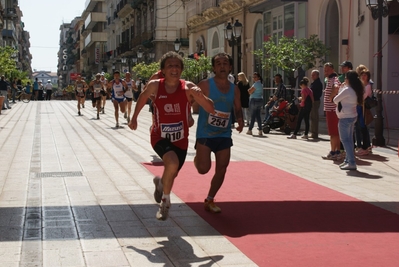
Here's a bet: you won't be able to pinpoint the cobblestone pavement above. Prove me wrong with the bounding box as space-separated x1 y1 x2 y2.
0 101 398 266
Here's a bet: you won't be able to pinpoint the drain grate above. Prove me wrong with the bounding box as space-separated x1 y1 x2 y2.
36 171 83 178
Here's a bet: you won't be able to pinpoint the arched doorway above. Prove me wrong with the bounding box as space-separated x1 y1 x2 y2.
211 31 220 56
325 0 339 68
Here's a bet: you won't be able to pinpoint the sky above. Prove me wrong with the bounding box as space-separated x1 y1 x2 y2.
19 0 85 72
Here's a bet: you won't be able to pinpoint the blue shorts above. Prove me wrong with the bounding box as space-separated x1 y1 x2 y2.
195 137 233 153
112 98 125 103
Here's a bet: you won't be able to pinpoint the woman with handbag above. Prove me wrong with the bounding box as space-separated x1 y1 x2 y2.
355 70 373 156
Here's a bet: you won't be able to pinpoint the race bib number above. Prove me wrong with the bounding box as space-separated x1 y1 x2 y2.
127 85 132 92
208 110 230 128
116 91 124 96
160 121 184 142
77 86 83 93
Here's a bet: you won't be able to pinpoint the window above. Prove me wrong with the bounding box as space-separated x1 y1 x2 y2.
284 4 295 37
211 32 219 49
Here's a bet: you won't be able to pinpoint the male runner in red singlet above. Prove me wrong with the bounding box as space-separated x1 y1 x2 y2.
128 51 215 221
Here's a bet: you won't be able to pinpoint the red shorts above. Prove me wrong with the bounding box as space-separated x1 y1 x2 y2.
326 111 339 136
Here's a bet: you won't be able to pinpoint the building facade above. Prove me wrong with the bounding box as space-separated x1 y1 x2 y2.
0 0 32 76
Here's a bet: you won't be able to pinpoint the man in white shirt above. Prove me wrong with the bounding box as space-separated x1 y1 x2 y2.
44 80 53 101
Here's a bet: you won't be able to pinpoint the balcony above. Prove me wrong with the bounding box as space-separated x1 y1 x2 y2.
85 0 105 13
85 12 107 30
116 41 131 55
117 0 134 18
84 32 107 48
2 29 17 41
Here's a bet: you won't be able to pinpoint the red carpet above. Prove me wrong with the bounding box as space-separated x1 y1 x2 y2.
143 161 399 267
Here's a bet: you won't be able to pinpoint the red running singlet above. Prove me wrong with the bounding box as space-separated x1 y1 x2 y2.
150 79 190 150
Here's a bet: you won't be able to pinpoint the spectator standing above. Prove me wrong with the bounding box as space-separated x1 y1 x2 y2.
44 80 53 101
33 78 39 100
237 72 250 126
287 77 314 139
0 76 11 109
246 72 264 136
322 62 342 160
339 61 353 83
355 69 373 156
310 70 323 139
333 70 364 170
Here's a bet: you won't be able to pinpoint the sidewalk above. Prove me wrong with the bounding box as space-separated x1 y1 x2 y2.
0 101 398 266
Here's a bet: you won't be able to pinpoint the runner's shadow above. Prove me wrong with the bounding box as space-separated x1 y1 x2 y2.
357 153 389 162
127 236 223 266
346 170 383 179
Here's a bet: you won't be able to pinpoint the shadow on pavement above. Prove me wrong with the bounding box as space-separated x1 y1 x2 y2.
0 201 398 241
127 236 223 267
346 170 383 179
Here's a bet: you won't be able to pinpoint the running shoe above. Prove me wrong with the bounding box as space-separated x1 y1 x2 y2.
301 135 308 139
101 107 105 114
287 134 297 139
97 114 100 120
153 176 163 203
115 122 119 128
246 130 252 135
156 198 171 221
258 130 263 136
204 199 221 213
78 111 81 116
82 104 85 108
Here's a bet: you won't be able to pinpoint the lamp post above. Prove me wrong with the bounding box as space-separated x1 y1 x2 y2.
174 39 181 52
149 51 155 63
137 47 144 62
365 0 392 146
224 19 243 75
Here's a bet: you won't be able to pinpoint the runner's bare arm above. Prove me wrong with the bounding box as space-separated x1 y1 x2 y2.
185 81 214 114
234 86 244 133
129 80 159 130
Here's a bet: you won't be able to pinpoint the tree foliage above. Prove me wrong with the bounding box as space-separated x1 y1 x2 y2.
0 46 18 76
132 62 160 80
253 34 330 74
181 55 212 83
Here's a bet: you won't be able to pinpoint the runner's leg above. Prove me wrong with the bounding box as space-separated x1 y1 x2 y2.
194 141 212 174
113 100 119 126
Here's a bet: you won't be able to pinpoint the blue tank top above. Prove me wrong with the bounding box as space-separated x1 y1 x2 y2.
196 78 235 138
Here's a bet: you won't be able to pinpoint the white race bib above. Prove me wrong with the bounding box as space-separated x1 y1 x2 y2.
160 121 184 142
208 110 230 128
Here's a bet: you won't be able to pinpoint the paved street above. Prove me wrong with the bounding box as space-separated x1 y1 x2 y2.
0 100 398 267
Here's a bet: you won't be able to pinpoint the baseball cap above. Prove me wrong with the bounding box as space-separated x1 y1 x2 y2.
340 61 353 69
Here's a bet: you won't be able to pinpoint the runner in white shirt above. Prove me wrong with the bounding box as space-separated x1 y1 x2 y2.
75 75 88 116
89 73 105 120
107 70 128 128
123 72 137 123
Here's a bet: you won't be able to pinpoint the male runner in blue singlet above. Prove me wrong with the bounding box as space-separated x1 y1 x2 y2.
194 52 244 213
107 70 128 127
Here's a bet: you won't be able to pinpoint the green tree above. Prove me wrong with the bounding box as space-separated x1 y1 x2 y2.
0 46 18 77
253 34 329 86
132 62 159 80
181 55 212 83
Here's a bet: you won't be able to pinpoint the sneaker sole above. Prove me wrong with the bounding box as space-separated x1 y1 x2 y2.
153 177 162 203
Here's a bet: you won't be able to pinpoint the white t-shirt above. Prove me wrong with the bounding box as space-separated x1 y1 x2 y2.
45 83 53 90
333 86 357 119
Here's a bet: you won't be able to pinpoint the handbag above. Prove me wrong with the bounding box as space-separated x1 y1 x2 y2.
364 95 378 109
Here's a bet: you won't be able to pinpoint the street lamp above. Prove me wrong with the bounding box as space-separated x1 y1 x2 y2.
149 51 155 62
137 47 143 60
224 19 243 75
174 38 181 52
132 57 137 65
365 0 396 146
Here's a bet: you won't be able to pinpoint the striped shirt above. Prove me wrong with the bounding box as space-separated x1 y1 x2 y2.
323 74 340 112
